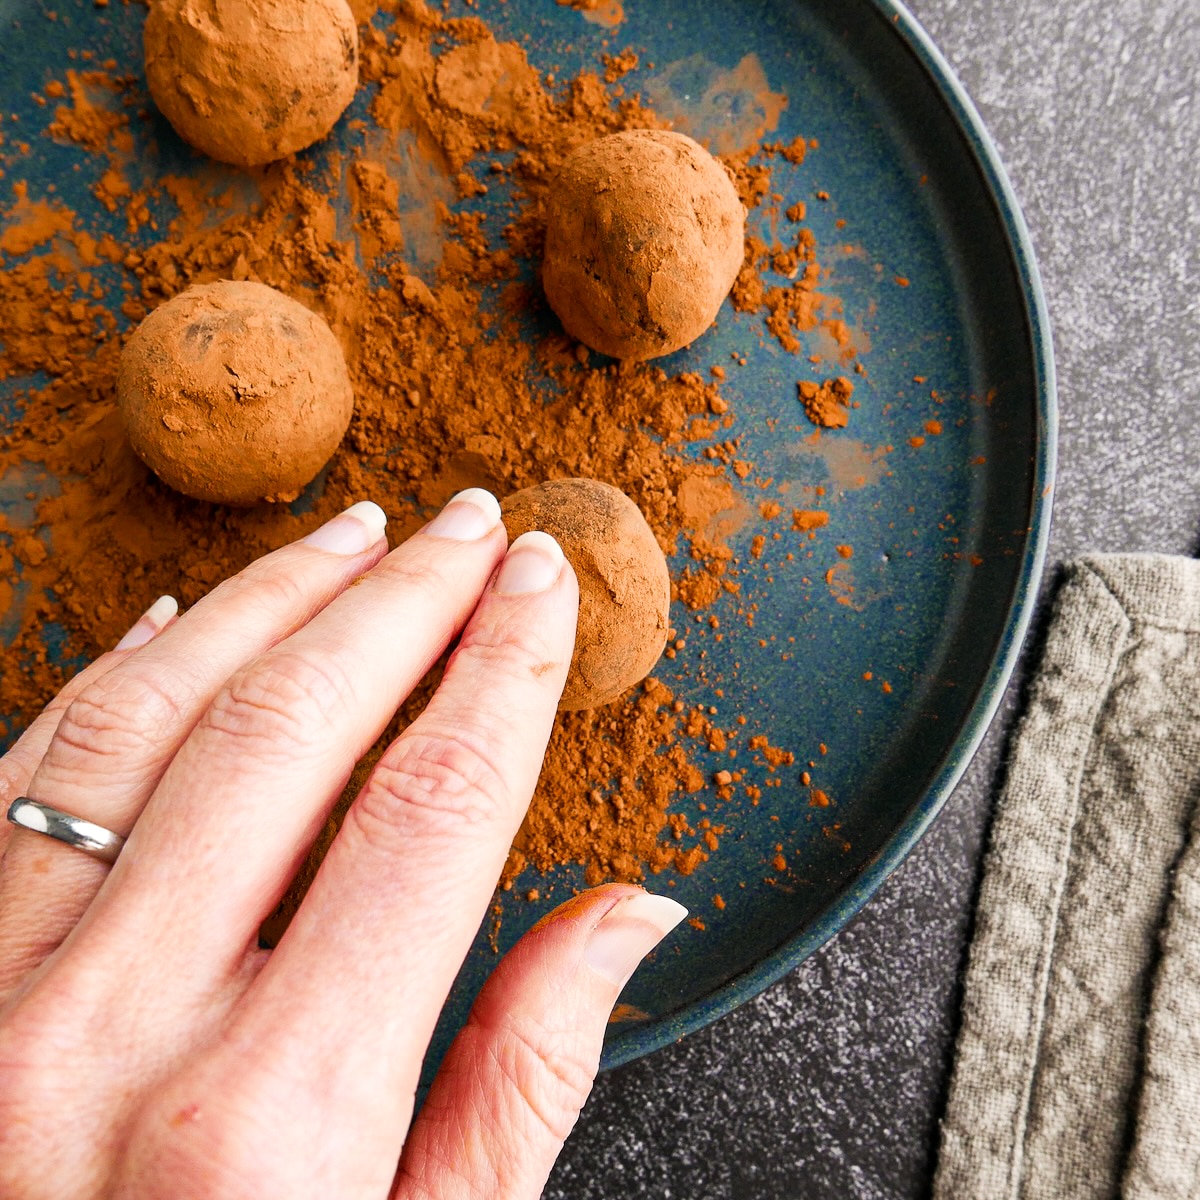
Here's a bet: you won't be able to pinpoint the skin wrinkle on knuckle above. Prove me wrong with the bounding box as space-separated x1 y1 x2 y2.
481 1015 595 1146
377 532 503 609
207 550 325 621
42 667 193 771
453 615 566 687
372 545 449 594
351 728 513 850
201 651 356 765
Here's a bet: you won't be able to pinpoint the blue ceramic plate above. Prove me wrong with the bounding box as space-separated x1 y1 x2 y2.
0 0 1054 1078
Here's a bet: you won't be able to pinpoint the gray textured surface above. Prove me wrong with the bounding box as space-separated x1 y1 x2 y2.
545 1 1200 1196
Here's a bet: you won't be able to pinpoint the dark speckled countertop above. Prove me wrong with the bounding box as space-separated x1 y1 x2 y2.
545 1 1200 1195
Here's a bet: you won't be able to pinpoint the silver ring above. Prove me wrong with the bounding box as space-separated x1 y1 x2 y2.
5 797 125 865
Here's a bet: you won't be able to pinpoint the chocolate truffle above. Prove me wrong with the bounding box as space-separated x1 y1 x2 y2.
117 280 354 505
542 129 746 361
501 479 671 710
144 0 359 169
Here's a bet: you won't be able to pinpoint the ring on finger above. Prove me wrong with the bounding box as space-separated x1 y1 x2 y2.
5 797 126 865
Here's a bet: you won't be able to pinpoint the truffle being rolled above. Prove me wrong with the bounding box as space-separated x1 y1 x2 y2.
501 478 671 710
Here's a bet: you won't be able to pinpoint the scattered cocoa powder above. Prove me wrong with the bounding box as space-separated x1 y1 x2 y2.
798 376 854 429
0 182 76 256
600 49 639 84
792 509 830 532
555 0 625 30
0 0 859 908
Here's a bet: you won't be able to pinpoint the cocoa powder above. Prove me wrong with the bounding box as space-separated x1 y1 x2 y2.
0 0 847 905
798 376 854 429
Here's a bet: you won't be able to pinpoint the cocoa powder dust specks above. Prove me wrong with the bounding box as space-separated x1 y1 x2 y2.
0 0 863 908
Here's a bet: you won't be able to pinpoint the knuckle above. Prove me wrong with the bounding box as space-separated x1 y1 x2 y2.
208 560 317 624
482 1014 597 1143
124 1053 349 1200
202 652 353 764
373 552 460 620
124 1092 266 1200
48 668 190 767
455 619 563 684
350 726 511 850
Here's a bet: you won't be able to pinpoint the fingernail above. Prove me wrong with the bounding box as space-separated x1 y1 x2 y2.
583 892 689 988
301 501 388 555
424 488 502 541
495 530 564 594
115 595 179 651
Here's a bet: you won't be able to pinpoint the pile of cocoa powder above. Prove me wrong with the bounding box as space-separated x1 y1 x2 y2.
0 0 863 910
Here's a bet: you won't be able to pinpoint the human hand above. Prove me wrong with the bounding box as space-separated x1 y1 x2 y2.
0 489 687 1199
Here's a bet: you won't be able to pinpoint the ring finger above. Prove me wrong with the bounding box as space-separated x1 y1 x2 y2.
0 500 390 989
0 594 180 863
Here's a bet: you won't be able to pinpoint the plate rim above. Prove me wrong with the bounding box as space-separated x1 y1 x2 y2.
0 0 1058 1081
600 0 1059 1071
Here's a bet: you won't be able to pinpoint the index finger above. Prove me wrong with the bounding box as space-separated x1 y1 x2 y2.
223 531 576 1167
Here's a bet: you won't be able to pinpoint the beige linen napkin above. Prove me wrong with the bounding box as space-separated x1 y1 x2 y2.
935 555 1200 1200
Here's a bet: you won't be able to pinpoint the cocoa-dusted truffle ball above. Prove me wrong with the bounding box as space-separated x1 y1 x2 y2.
144 0 359 168
117 280 354 505
542 129 745 361
501 479 670 710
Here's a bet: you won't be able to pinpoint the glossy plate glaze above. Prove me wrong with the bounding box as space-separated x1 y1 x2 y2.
0 0 1054 1079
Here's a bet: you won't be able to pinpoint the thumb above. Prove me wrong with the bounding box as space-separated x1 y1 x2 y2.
394 884 687 1200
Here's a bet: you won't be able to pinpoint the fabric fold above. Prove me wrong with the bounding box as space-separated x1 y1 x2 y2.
935 555 1200 1200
